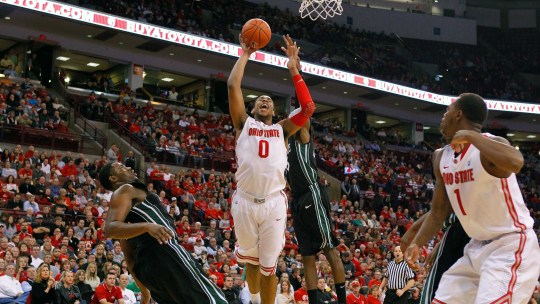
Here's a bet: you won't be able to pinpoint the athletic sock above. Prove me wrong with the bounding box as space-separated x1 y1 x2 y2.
250 292 261 304
308 289 318 304
335 282 346 304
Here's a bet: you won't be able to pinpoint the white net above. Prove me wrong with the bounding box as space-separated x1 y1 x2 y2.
299 0 343 21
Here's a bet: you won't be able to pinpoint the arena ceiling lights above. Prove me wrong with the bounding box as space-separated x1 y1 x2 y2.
3 0 539 115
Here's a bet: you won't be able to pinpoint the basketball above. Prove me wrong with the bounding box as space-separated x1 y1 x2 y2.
240 18 272 50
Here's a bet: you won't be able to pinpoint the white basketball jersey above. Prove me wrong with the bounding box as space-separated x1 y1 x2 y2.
235 116 287 197
440 134 533 241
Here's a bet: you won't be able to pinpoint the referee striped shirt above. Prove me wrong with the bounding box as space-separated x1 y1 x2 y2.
384 259 415 289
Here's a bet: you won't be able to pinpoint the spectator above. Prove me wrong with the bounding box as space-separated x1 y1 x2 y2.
4 65 18 77
347 280 367 304
367 285 382 303
168 87 178 101
294 277 309 304
275 279 294 304
90 272 124 304
111 244 124 264
119 274 136 304
407 286 420 304
84 263 100 291
29 245 43 268
0 264 30 304
369 269 383 289
55 271 82 304
23 195 39 212
74 269 94 304
106 144 119 163
31 216 50 246
342 251 356 281
222 275 240 304
34 176 47 197
31 263 56 304
61 160 77 177
0 54 14 69
18 178 35 195
5 176 18 194
316 278 337 304
349 178 361 203
124 151 136 170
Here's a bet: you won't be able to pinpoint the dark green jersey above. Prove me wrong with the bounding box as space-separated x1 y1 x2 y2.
287 133 319 197
124 181 176 250
123 181 227 304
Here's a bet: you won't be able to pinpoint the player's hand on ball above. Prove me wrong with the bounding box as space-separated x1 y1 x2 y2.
239 34 257 55
147 223 174 244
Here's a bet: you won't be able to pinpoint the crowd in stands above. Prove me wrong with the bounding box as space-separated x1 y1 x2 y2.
76 91 237 169
479 27 540 76
56 0 540 102
402 36 539 102
0 80 70 132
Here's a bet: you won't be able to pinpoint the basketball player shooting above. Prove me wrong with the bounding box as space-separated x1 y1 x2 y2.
227 34 315 304
404 93 540 303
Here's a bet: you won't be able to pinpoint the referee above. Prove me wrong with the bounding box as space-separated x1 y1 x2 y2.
381 246 416 304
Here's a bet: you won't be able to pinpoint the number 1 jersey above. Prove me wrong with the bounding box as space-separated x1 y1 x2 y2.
235 116 287 198
439 134 533 241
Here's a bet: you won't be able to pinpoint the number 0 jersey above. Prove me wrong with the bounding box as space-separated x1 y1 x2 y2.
235 116 287 197
439 134 533 241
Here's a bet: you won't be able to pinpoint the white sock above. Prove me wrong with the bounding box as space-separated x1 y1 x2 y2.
250 292 261 304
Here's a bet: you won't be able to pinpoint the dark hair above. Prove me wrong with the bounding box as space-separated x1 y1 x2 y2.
360 286 369 295
98 163 114 190
454 93 487 125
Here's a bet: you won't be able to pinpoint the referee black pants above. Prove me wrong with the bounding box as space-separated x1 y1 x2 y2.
384 289 409 304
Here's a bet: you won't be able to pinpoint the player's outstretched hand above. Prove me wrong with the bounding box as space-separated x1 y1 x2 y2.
405 244 420 271
281 35 300 71
239 34 257 56
147 223 174 244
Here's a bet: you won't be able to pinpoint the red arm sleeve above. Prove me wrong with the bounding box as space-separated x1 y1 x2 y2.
288 74 315 126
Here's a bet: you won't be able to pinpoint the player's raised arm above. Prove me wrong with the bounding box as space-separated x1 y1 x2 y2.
228 35 257 131
405 149 453 264
450 130 524 177
279 35 315 139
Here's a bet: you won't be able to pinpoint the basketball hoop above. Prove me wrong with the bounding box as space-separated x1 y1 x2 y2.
299 0 343 21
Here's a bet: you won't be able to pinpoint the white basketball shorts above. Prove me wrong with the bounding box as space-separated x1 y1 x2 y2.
231 189 287 276
433 229 540 304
